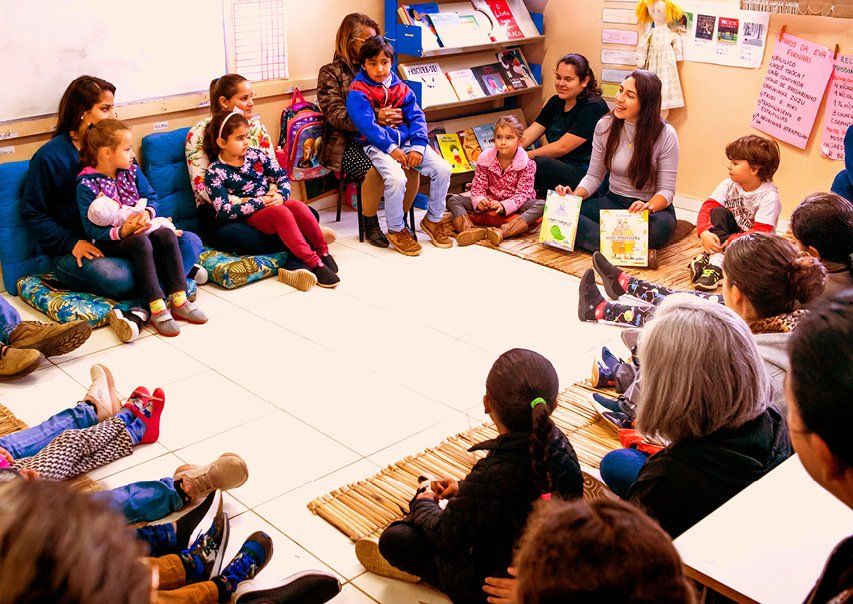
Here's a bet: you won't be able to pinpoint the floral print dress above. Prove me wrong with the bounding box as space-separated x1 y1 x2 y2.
204 147 291 222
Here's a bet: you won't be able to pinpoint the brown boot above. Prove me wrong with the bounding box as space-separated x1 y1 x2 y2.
387 228 423 256
485 228 503 245
8 319 92 358
499 215 531 240
419 217 453 249
452 215 488 247
0 344 44 382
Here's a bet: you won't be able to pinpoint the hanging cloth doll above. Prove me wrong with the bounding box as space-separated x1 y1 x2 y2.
636 0 685 110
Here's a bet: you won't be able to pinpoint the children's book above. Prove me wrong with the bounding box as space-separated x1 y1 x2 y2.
484 0 524 39
599 209 649 266
437 133 473 173
539 190 582 252
405 3 442 49
446 69 487 100
472 63 510 96
496 49 537 89
457 128 483 163
472 123 495 151
427 123 446 153
470 0 499 41
398 63 458 107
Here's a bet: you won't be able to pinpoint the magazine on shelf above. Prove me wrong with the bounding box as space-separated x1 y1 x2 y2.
599 209 649 266
437 133 474 173
472 123 495 151
404 3 442 49
539 191 582 252
472 63 510 95
446 68 488 100
457 128 483 163
496 48 537 89
399 62 459 107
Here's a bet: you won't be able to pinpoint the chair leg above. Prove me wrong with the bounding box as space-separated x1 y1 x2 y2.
356 182 365 243
409 206 417 241
336 178 343 222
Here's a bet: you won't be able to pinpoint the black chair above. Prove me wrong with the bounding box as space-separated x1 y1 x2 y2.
336 173 417 242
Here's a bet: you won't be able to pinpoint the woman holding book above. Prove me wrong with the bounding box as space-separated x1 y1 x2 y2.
522 54 609 197
318 13 420 248
558 70 679 255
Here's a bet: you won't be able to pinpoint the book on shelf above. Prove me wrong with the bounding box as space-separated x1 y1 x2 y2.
472 63 510 95
399 62 459 107
484 0 524 40
496 48 537 89
426 11 491 48
599 210 649 267
427 123 446 153
403 3 442 49
436 133 473 173
469 0 499 42
472 123 495 151
457 128 483 163
446 68 487 100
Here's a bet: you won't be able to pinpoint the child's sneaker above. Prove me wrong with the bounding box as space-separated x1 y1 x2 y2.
109 309 140 343
695 264 723 291
321 226 337 244
419 217 453 248
355 538 420 582
122 386 166 444
84 364 121 420
171 301 209 324
320 254 339 274
188 263 209 285
151 310 181 337
214 532 274 597
311 264 340 288
234 570 342 604
578 269 606 322
173 452 249 501
387 229 422 256
178 496 230 581
278 268 318 291
689 253 710 282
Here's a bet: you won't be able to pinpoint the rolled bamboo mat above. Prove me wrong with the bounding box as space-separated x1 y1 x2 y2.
0 403 100 492
308 381 621 542
480 220 702 292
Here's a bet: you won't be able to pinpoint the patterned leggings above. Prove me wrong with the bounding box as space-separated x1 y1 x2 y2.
11 416 134 481
600 275 724 327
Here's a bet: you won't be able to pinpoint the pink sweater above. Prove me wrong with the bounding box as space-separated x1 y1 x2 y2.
469 146 537 215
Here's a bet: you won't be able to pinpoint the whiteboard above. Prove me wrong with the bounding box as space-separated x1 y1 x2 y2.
0 0 227 121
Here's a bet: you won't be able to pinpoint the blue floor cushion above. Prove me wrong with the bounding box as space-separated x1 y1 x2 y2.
18 274 198 327
199 248 289 289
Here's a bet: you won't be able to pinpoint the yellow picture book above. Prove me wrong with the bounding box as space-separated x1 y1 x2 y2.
436 133 473 173
599 209 649 266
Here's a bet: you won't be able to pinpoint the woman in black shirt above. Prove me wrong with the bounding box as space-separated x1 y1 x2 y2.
521 53 609 196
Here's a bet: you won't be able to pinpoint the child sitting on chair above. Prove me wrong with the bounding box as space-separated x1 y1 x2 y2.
447 116 543 246
689 135 781 291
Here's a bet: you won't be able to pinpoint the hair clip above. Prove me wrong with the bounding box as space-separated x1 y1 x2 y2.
218 107 244 140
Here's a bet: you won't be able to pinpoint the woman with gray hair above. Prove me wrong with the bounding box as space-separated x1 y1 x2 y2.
599 294 792 538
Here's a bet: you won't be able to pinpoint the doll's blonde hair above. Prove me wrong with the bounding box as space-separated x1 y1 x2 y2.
635 0 684 25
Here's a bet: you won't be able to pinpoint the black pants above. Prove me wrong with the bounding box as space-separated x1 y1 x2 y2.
709 206 742 244
379 522 440 587
533 156 588 198
100 229 185 302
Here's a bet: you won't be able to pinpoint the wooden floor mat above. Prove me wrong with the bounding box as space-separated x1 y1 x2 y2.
308 381 621 542
480 220 702 291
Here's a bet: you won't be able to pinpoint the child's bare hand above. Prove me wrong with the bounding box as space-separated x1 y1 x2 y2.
491 200 505 213
430 478 459 499
120 214 147 238
174 230 184 237
416 488 439 502
0 447 13 464
699 230 723 253
483 567 518 604
263 192 284 207
475 199 491 212
407 151 423 169
555 185 572 196
390 148 408 167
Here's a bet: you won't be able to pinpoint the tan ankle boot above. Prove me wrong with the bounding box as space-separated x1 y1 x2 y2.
499 215 530 240
452 215 488 246
8 319 92 358
485 227 503 245
0 344 44 381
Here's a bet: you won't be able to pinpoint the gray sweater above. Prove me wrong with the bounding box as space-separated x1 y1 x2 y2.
754 331 790 415
577 115 679 204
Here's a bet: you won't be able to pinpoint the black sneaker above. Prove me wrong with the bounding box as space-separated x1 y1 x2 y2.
592 252 627 299
363 215 389 248
688 253 710 283
235 570 342 604
311 264 340 289
578 269 605 322
176 490 221 549
320 255 338 274
177 495 230 581
215 531 274 596
695 264 723 291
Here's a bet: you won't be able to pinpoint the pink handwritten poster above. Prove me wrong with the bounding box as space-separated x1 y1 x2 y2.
819 54 853 160
752 34 834 149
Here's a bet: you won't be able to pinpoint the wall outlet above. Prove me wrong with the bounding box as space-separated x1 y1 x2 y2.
0 146 15 155
153 121 169 131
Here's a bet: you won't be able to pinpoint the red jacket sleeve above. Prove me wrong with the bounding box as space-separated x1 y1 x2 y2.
697 199 724 234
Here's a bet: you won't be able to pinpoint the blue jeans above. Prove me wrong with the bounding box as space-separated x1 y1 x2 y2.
599 448 649 499
0 296 21 344
0 402 97 459
365 145 450 232
575 191 677 253
53 230 203 300
95 476 185 524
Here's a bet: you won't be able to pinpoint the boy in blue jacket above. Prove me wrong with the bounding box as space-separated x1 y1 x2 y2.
346 36 452 256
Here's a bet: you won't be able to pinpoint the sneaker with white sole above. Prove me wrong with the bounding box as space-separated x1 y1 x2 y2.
84 364 121 420
109 309 140 343
188 263 209 285
278 268 317 291
695 264 723 291
235 570 342 604
173 452 249 501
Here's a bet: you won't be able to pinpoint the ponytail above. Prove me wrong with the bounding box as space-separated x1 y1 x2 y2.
529 398 557 496
203 110 249 162
789 254 827 306
78 118 130 168
208 74 248 114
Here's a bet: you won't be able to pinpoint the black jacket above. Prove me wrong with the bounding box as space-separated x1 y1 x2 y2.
409 428 583 603
805 535 852 603
628 407 792 538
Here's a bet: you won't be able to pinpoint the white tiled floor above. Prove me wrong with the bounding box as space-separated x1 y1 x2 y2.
0 207 626 603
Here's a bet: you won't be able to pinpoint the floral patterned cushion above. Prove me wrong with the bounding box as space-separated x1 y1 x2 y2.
17 274 198 327
199 248 288 289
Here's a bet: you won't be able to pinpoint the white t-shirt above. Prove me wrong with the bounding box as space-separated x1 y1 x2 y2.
708 178 781 231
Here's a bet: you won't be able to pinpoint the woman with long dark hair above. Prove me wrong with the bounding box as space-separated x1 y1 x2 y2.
558 70 679 253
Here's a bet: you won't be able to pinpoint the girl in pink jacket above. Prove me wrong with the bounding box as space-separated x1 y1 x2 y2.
448 116 543 246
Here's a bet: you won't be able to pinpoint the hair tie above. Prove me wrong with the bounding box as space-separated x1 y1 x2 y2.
217 107 243 141
531 397 547 410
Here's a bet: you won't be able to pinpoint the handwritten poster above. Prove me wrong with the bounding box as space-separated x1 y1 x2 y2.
678 1 769 68
601 49 637 66
602 8 638 25
752 34 834 149
602 29 639 45
602 68 633 83
819 54 853 160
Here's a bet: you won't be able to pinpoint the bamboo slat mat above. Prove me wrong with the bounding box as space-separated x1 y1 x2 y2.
308 381 621 542
0 403 100 492
480 220 702 292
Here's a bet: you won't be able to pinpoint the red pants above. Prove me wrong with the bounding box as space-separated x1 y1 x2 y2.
246 202 328 268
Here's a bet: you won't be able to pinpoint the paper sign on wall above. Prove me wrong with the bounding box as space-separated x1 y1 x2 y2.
602 68 633 83
819 54 853 160
679 1 770 68
602 8 639 24
602 82 621 98
602 49 637 66
602 28 639 45
752 34 834 149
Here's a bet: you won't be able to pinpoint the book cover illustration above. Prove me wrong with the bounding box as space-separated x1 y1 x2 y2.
599 209 649 267
484 0 523 39
446 69 487 100
457 128 483 163
496 49 536 89
427 124 446 153
405 3 442 49
695 14 715 41
472 123 495 151
399 62 458 107
539 190 582 252
473 63 510 95
437 133 473 173
717 17 739 44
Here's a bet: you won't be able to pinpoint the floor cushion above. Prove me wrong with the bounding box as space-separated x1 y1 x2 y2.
18 274 197 327
199 248 289 289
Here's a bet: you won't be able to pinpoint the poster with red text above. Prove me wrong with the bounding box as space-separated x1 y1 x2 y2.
752 34 834 149
819 54 853 160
